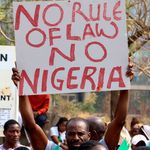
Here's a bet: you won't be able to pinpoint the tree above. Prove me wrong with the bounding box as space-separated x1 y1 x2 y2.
111 0 150 120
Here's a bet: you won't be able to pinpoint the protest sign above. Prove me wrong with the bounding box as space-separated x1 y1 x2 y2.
13 0 130 95
0 46 18 137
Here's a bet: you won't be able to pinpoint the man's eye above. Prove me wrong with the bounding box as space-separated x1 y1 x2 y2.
78 132 85 136
68 132 75 136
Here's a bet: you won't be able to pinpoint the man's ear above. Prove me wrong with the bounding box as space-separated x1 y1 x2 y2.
88 132 91 140
91 130 99 140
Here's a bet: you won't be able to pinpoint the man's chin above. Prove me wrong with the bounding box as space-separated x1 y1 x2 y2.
68 145 80 150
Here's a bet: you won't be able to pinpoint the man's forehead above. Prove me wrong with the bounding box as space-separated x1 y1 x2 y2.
67 119 88 129
7 124 20 130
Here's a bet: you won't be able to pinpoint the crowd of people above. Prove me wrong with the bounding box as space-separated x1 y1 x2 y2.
0 65 150 150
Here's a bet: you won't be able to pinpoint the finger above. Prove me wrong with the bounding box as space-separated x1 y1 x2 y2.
12 67 19 73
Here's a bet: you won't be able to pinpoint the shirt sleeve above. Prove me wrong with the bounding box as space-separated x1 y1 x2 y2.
38 95 50 115
49 127 59 136
99 139 109 150
45 140 53 150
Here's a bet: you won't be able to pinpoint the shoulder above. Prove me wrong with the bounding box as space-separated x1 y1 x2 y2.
0 144 5 150
99 139 109 150
18 145 31 150
50 126 59 135
45 141 57 150
50 126 58 131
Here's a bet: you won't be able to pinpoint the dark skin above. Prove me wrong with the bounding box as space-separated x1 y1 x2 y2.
12 63 133 150
12 68 68 150
104 63 134 150
66 119 91 150
3 124 21 149
87 117 106 141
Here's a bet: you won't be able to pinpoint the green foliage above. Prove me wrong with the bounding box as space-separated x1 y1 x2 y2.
80 93 97 113
0 36 7 45
52 94 80 118
52 93 97 117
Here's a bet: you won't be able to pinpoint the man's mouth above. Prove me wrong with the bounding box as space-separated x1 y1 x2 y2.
72 142 81 147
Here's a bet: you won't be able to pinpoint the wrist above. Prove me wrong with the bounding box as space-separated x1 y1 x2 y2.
58 142 61 146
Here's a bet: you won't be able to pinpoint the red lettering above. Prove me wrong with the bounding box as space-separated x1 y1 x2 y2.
66 24 81 41
113 1 122 21
42 70 48 92
97 68 105 89
49 44 76 66
19 69 40 95
49 28 61 46
80 67 96 90
96 22 119 39
15 4 40 30
51 67 65 90
83 24 95 40
72 2 90 22
26 28 46 47
85 42 107 62
67 67 80 89
107 66 125 89
89 4 100 21
103 2 111 21
43 4 63 26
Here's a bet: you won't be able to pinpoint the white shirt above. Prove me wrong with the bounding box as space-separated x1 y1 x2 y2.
49 126 66 144
45 141 58 150
99 139 109 150
0 144 30 150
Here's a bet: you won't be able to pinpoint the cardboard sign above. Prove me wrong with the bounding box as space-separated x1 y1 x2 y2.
13 0 130 95
0 46 18 137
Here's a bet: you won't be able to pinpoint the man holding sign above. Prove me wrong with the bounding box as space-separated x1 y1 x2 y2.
12 65 133 150
12 0 133 150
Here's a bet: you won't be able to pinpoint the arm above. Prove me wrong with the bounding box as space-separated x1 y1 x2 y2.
19 96 48 150
49 127 68 150
12 68 48 150
104 63 133 150
51 136 68 149
104 90 129 150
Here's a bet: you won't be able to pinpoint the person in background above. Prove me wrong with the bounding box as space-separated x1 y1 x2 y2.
78 140 106 150
0 119 29 150
49 117 68 148
131 134 148 149
129 117 141 137
140 125 150 141
86 117 107 141
133 146 150 150
28 94 50 128
14 146 30 150
12 75 50 129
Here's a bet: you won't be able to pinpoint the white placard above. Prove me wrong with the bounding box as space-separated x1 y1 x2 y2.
13 0 130 95
0 46 18 137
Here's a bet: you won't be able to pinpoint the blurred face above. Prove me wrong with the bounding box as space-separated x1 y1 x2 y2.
4 124 21 145
131 124 140 137
59 121 67 132
66 120 91 150
91 145 107 150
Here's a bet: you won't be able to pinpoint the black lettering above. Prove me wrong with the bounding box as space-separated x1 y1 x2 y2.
0 95 10 101
0 54 8 62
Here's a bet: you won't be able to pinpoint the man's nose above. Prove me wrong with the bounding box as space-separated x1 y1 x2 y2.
14 131 19 136
74 134 80 140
